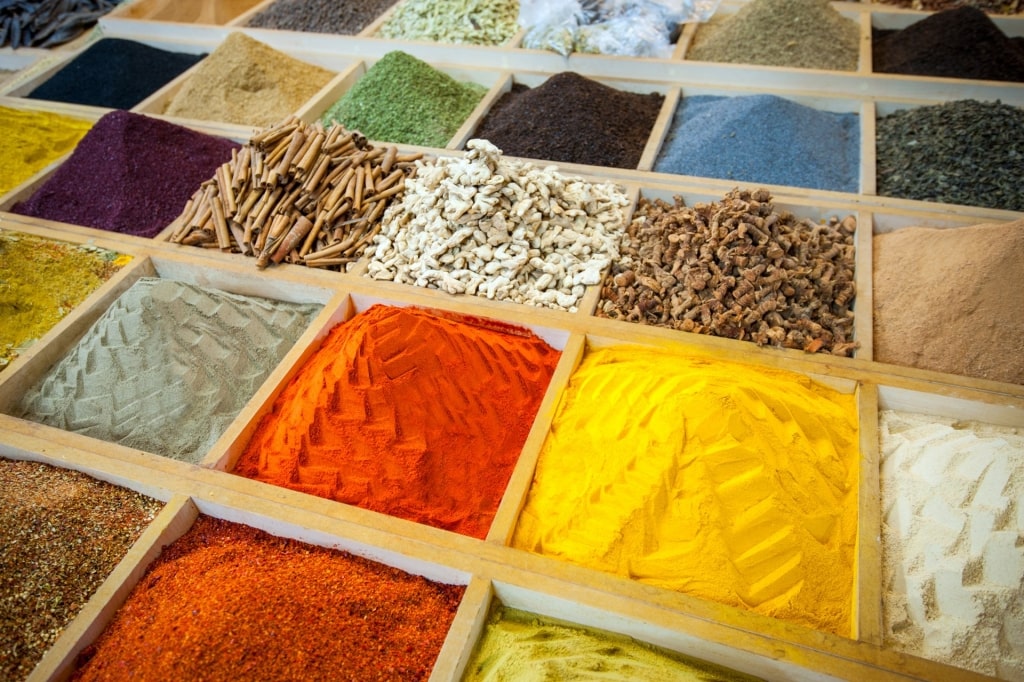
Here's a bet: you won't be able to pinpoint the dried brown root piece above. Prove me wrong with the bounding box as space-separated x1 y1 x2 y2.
169 116 422 272
597 188 860 357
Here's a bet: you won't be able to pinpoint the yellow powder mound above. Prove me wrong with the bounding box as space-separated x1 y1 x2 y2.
512 346 860 636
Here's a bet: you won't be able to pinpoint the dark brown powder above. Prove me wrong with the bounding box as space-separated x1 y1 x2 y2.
470 72 663 169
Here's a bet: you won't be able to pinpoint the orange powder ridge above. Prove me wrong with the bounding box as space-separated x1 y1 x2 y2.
235 304 560 539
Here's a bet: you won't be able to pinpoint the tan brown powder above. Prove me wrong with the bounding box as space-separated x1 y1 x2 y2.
872 219 1024 385
163 32 334 128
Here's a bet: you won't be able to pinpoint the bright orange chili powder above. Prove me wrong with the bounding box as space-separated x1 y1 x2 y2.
234 304 560 539
72 516 464 681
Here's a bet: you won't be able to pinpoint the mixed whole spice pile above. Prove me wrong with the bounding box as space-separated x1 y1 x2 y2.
598 189 858 356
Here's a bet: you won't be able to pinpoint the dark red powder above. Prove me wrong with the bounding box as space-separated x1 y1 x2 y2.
71 516 464 681
12 110 238 238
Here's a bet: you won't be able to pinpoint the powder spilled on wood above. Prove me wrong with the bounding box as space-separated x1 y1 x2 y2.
234 304 560 539
163 32 335 128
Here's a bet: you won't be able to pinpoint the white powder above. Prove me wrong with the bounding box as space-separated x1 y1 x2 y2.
880 409 1024 680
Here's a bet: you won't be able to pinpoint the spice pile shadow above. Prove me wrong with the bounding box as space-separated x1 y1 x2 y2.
320 50 487 148
875 99 1024 211
0 230 127 372
0 460 162 681
25 38 205 110
12 110 239 238
246 0 397 34
70 516 464 681
0 105 92 196
653 94 860 192
14 277 323 464
686 0 859 71
471 72 663 169
234 304 560 539
872 7 1024 82
162 32 335 128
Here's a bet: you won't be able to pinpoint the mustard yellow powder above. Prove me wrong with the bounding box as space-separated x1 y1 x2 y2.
512 346 860 636
0 230 128 371
0 106 92 196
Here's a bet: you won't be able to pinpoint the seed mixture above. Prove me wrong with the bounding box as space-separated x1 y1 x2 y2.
597 189 859 356
375 0 519 46
0 459 162 681
246 0 396 34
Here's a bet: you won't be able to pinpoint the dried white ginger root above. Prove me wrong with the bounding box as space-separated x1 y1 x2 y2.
366 139 630 312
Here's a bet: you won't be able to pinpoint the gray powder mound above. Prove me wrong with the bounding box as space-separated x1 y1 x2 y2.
15 278 321 463
873 219 1024 385
653 94 860 193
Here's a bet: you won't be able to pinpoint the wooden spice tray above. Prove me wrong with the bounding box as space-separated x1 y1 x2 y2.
1 7 1022 681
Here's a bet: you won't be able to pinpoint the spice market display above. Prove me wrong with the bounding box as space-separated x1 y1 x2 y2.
0 0 1022 681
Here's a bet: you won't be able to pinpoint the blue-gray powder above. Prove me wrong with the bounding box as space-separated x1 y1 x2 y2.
653 94 860 193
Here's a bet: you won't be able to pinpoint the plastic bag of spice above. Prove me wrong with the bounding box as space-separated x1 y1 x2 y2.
519 0 721 57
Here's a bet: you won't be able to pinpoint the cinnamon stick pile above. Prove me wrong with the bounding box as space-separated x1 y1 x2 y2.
168 116 421 270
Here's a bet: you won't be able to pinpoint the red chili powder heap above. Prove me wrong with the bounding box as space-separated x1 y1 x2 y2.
72 516 464 681
235 304 560 539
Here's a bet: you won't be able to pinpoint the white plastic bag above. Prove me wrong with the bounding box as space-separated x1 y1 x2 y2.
518 0 722 57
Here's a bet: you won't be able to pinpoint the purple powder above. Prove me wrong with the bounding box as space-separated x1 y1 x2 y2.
13 110 239 238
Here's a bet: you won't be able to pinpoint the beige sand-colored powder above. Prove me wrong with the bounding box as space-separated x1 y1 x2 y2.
163 32 334 127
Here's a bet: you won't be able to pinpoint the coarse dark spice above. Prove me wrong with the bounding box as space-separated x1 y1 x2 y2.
654 94 860 193
71 516 465 681
686 0 859 71
597 189 859 357
246 0 396 35
471 72 663 169
13 110 239 238
870 0 1022 14
25 38 205 110
875 99 1024 211
873 7 1024 82
320 50 486 148
0 459 162 681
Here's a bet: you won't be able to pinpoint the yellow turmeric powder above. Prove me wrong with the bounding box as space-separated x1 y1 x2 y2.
512 345 860 636
0 105 92 196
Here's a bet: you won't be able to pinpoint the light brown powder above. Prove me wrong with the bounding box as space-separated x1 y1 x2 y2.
163 32 334 127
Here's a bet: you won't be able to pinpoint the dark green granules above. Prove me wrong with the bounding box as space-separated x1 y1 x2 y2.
320 50 487 148
687 0 859 71
875 99 1024 211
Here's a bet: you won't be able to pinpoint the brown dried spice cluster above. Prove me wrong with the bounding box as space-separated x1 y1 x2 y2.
597 188 859 356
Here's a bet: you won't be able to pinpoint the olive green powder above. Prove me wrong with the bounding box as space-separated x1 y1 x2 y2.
687 0 860 72
320 50 487 148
